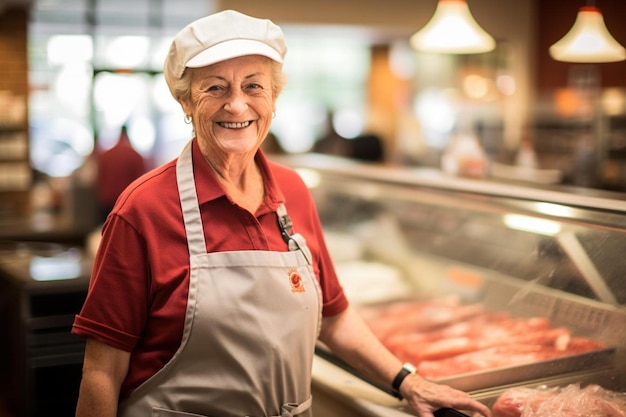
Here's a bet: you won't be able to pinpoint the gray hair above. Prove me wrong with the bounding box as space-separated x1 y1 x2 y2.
170 58 287 105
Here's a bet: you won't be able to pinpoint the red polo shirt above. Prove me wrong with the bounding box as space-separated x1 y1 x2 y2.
72 139 348 399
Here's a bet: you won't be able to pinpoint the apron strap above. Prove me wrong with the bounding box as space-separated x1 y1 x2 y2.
176 141 207 256
176 143 313 265
276 203 312 264
276 203 294 244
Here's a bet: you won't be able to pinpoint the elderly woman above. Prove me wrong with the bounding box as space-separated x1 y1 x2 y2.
72 10 491 417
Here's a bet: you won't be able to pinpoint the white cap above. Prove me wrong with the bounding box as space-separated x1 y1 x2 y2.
163 10 287 97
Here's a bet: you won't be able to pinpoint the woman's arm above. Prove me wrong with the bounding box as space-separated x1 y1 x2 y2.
319 307 491 417
75 338 131 417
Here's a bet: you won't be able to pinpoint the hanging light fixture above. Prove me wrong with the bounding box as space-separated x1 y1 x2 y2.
410 0 496 54
549 4 626 63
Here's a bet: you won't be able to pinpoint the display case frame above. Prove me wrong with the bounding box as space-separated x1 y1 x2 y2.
275 153 626 415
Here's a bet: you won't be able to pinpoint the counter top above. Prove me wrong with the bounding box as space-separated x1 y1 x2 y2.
0 210 95 246
0 241 92 292
312 355 415 417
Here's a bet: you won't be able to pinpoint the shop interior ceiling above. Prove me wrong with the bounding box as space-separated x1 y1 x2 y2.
1 0 216 34
23 0 400 46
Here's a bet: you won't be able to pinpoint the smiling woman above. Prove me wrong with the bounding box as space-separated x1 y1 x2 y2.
181 57 277 171
71 9 491 417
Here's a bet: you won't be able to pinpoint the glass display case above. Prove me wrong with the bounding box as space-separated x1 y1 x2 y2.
275 153 626 416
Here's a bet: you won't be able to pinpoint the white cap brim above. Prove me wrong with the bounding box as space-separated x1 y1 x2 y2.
186 38 284 68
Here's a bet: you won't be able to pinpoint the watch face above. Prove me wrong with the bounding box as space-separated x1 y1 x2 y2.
434 408 469 417
403 362 418 373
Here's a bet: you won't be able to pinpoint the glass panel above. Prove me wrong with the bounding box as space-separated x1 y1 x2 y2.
28 0 371 173
272 27 370 153
93 72 153 151
307 170 626 305
29 31 94 177
30 0 89 26
95 0 151 29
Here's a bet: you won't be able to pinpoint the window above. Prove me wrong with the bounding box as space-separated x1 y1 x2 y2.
28 2 371 175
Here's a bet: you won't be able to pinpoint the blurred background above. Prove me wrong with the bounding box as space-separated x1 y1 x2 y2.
0 0 626 229
1 2 626 417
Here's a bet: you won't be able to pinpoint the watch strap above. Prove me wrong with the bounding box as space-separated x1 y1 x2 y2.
391 362 417 395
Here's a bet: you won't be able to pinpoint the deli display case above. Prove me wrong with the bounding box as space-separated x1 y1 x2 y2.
274 154 626 416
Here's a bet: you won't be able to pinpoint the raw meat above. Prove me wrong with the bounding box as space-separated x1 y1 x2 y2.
359 298 606 378
416 343 586 379
491 387 538 417
359 295 485 340
492 384 626 417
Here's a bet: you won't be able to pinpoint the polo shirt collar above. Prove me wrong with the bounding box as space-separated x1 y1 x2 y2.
190 138 286 211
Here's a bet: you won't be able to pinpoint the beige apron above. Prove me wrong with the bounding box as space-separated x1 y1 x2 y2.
119 142 322 417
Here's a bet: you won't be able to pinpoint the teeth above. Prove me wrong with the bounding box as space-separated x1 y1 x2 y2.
220 121 251 129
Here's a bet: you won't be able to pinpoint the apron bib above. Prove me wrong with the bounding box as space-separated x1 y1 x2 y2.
119 141 322 417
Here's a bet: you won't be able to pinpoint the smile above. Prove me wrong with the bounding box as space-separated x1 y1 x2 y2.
219 121 251 129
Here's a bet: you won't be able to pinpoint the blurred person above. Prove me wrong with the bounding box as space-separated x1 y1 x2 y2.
261 131 286 154
72 10 491 417
95 125 146 223
312 109 350 157
349 132 386 162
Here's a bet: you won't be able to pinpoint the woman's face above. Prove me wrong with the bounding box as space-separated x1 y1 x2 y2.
182 55 276 159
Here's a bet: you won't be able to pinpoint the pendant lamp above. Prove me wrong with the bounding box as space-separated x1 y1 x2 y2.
549 5 626 63
410 0 495 54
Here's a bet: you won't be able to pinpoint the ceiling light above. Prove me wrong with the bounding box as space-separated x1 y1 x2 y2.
410 0 496 54
549 5 626 63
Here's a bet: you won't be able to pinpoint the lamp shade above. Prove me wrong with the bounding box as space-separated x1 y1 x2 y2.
410 0 496 54
549 6 626 63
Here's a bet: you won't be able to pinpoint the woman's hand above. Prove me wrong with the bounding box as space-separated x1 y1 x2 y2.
400 373 492 417
320 308 491 417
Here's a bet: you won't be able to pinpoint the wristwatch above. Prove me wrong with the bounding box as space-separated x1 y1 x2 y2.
392 362 418 396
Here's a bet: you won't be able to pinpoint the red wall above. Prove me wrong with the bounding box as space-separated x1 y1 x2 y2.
537 0 626 90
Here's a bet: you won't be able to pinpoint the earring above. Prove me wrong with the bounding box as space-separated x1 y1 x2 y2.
184 115 192 124
272 112 276 119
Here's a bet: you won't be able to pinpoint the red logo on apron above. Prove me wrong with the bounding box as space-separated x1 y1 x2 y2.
288 268 305 293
